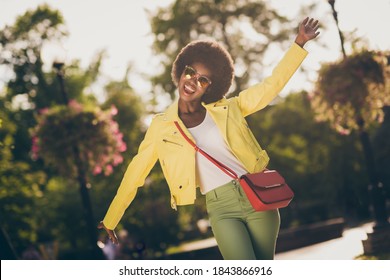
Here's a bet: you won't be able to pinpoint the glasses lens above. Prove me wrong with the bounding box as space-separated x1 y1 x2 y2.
198 76 211 88
184 66 196 79
184 65 211 88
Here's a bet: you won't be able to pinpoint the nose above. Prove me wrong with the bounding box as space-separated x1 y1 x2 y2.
186 74 199 86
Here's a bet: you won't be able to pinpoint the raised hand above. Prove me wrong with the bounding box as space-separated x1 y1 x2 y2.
295 17 320 47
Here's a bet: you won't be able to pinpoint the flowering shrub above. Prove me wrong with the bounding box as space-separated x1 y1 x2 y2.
310 50 390 134
31 100 126 176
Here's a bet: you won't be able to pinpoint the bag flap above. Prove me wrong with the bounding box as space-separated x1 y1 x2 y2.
241 170 285 188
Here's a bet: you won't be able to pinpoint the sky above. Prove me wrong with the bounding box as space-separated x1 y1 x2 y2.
1 0 390 105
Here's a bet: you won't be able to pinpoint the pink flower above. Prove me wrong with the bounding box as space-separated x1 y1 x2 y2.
338 127 351 135
93 165 102 175
31 136 40 159
31 144 39 153
109 121 119 133
68 99 83 112
104 165 113 176
113 154 123 165
39 108 49 115
118 142 127 152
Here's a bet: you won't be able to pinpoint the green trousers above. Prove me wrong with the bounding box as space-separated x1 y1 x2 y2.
206 180 280 260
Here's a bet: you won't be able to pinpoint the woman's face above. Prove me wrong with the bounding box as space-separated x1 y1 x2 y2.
178 62 212 103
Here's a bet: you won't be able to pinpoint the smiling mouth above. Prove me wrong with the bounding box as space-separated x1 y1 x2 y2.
184 83 196 95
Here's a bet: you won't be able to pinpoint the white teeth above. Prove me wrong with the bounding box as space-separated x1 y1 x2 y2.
184 84 195 94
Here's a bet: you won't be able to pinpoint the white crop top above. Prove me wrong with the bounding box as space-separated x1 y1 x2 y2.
188 112 248 194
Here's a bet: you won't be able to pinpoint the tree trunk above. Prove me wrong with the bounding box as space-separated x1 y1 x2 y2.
73 146 103 258
357 119 389 229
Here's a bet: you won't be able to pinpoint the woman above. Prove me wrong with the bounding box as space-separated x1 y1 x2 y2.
99 17 320 260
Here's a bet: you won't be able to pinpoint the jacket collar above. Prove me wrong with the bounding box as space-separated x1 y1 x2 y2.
163 98 229 122
163 98 230 142
164 99 180 122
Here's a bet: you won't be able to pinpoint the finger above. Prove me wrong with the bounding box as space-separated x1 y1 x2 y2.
310 23 320 31
108 231 117 242
112 237 119 245
109 234 119 245
309 31 320 39
302 17 309 25
311 20 319 27
307 18 314 26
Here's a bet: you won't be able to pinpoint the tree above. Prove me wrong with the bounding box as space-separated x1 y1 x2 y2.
311 49 390 229
311 51 390 135
0 5 120 258
0 104 46 257
373 106 390 201
247 91 370 226
148 0 297 102
0 4 105 163
0 4 66 108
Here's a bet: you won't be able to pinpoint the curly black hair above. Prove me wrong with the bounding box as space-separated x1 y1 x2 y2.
171 40 234 104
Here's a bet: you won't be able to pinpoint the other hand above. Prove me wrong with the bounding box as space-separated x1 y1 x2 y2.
97 221 119 245
295 17 320 47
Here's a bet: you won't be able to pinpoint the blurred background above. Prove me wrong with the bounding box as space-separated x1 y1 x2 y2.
0 0 389 260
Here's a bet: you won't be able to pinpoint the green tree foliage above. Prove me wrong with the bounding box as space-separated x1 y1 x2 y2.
0 105 46 255
0 4 66 108
0 5 129 258
311 50 390 134
311 48 390 227
0 4 186 258
149 0 295 100
31 101 127 177
101 77 144 154
0 4 103 162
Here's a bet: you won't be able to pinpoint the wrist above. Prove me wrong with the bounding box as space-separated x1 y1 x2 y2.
294 36 306 48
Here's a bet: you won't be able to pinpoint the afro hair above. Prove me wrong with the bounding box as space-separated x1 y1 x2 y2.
171 40 234 104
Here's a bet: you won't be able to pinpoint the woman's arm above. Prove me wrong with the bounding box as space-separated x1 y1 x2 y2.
236 17 320 117
98 118 160 244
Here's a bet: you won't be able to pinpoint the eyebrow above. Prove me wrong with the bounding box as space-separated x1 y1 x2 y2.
189 65 211 78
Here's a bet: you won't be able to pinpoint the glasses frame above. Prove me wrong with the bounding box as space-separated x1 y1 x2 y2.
183 65 212 89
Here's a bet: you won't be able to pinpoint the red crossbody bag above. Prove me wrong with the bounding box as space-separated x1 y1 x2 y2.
174 121 294 211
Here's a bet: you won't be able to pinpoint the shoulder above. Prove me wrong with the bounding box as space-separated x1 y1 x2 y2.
205 96 237 108
148 113 166 129
152 112 165 120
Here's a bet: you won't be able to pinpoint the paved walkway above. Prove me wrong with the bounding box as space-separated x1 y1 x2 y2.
275 222 374 260
168 222 376 260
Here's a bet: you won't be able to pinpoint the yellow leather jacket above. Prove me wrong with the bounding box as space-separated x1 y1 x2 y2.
103 43 307 229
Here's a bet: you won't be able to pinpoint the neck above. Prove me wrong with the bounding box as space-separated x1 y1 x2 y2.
178 99 205 115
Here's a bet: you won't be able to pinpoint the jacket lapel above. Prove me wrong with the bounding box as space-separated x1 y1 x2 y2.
163 100 195 142
203 99 229 142
163 98 230 143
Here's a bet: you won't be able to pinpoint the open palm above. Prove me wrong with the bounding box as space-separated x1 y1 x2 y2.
299 17 320 41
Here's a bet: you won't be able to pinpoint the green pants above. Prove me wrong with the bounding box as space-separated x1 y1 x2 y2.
206 180 280 260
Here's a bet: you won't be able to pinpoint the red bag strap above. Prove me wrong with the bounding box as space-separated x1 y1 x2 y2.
174 121 239 180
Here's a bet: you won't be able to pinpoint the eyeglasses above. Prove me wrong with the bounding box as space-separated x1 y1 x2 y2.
183 65 212 88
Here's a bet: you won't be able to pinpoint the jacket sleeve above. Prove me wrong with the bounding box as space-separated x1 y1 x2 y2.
102 118 159 230
236 43 308 117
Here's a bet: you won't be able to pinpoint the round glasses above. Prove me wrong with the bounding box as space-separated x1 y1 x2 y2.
183 65 212 89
